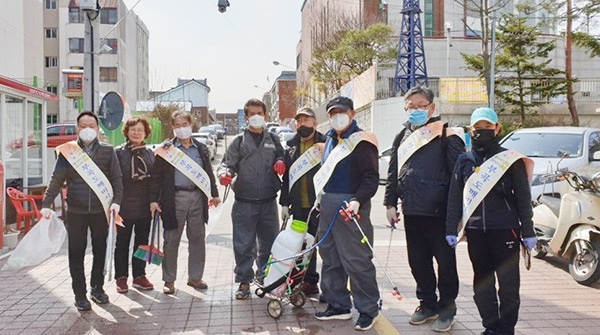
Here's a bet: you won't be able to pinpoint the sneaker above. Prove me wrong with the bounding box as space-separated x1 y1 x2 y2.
298 282 320 295
432 316 455 332
74 295 91 311
90 287 109 304
187 278 208 290
409 306 438 325
315 304 352 321
163 282 175 294
132 276 154 290
319 294 327 303
235 283 250 300
481 330 499 335
355 313 376 331
116 277 128 293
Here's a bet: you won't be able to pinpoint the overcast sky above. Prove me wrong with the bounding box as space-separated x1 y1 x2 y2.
123 0 302 114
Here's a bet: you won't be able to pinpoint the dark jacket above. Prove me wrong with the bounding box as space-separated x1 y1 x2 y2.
384 117 465 218
115 142 155 220
217 128 284 202
279 131 327 209
42 139 123 214
445 146 535 238
322 122 379 206
149 138 219 230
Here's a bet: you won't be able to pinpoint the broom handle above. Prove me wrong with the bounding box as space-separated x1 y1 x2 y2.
148 211 158 263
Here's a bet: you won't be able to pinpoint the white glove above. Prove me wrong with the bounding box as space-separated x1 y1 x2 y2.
109 203 120 215
281 206 290 222
41 208 54 219
346 200 360 216
386 206 399 224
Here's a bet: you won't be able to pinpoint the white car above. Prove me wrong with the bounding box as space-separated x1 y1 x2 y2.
279 132 296 151
500 127 600 199
192 132 217 160
378 147 392 185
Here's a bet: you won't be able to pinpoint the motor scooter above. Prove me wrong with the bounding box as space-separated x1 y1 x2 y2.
532 168 600 286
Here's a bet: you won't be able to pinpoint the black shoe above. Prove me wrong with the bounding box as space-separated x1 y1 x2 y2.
74 295 91 311
355 313 376 331
315 304 352 320
90 287 109 304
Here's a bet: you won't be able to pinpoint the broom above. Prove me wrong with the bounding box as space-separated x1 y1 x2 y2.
149 214 164 265
133 211 159 263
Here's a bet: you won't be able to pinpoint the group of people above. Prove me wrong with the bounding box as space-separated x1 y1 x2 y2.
38 88 536 335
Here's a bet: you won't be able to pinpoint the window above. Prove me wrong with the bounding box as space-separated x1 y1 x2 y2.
100 67 117 82
46 85 58 94
45 28 57 39
69 8 85 23
47 114 58 124
65 126 76 135
69 38 84 53
100 8 118 24
101 38 118 54
590 132 600 158
45 0 56 9
45 56 58 68
47 126 61 137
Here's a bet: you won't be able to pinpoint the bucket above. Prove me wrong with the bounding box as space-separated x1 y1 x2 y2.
3 232 19 249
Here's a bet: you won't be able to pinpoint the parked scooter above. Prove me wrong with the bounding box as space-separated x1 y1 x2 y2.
532 168 600 286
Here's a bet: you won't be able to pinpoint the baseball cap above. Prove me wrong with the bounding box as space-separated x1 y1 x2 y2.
326 96 354 113
470 107 498 126
294 107 316 119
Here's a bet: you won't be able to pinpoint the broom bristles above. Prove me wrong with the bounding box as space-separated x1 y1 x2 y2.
133 245 152 262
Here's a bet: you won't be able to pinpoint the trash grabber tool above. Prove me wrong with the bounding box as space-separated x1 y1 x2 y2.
384 219 397 270
104 211 115 281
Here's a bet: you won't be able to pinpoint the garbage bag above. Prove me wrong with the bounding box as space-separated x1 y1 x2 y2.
3 213 67 270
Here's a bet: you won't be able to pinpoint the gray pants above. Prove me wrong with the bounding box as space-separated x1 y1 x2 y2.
162 190 207 283
318 192 380 318
231 198 279 283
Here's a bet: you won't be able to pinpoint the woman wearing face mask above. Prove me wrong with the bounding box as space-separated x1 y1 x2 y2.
445 108 536 335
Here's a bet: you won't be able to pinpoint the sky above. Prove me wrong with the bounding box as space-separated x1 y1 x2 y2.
122 0 302 114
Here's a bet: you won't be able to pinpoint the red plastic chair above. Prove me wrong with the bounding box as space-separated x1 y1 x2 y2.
6 187 42 233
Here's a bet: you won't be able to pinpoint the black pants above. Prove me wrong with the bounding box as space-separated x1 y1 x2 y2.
291 206 320 285
66 211 108 297
404 215 458 318
466 229 521 335
114 216 151 279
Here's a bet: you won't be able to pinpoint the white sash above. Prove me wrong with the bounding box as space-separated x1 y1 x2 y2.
457 149 534 240
288 143 324 192
154 143 212 198
396 121 445 171
56 141 115 220
313 131 378 196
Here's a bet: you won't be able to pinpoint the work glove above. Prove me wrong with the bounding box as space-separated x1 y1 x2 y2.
523 236 537 251
281 206 290 222
314 192 322 212
219 173 233 186
209 197 221 207
386 206 399 224
346 200 360 216
41 208 54 219
109 203 120 215
445 235 458 248
273 160 286 175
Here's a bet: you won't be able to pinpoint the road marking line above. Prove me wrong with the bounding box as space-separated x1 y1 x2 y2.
374 313 401 335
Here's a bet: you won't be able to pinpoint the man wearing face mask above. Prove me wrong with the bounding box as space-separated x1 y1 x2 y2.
279 107 326 296
40 111 123 311
149 110 220 295
384 86 464 332
217 98 285 300
313 97 380 331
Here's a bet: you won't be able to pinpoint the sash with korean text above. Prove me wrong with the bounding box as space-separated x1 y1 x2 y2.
154 144 211 198
396 121 445 171
457 150 534 240
288 143 324 192
313 131 378 196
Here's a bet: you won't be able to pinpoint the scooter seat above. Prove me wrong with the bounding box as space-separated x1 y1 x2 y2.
538 195 561 218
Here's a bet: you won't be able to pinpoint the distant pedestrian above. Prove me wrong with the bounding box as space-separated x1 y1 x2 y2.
384 86 464 332
279 107 326 296
114 116 155 293
446 107 536 335
149 110 220 295
217 98 285 300
41 111 123 311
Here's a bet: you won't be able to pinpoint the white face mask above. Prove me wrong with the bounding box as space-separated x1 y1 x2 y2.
248 114 265 129
173 126 192 139
330 113 350 131
78 127 97 143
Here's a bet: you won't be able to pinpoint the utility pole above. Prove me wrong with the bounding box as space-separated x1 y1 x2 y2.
82 0 100 114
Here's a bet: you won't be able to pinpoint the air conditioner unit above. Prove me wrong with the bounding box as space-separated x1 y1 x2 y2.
79 0 98 10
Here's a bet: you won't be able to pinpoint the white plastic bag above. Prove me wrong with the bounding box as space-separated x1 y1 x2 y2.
3 213 67 270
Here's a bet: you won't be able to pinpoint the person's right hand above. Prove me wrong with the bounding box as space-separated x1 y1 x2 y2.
386 206 399 224
219 173 233 186
445 235 458 248
41 208 54 219
150 202 161 215
281 206 290 222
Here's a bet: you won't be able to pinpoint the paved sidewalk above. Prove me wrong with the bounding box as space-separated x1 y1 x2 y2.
0 186 600 334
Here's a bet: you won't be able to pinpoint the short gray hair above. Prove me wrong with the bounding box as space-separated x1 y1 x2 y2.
404 86 434 103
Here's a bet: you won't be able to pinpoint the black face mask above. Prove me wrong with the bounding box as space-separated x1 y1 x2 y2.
471 129 499 153
297 126 314 138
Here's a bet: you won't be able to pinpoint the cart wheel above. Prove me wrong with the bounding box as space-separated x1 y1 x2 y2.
267 299 283 319
290 291 306 308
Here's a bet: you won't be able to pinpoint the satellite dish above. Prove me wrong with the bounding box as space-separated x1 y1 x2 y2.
98 91 124 130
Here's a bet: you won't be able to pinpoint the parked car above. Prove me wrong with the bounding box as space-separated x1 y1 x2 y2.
208 124 226 139
269 126 294 135
500 126 600 199
192 132 217 160
265 122 279 132
198 126 219 142
378 147 392 185
279 132 296 151
8 122 108 150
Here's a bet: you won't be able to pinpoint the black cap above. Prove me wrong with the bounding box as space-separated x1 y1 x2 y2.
326 96 354 113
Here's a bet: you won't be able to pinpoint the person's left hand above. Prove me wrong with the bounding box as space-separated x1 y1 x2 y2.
109 203 120 215
273 160 286 175
209 197 221 207
445 235 458 248
523 236 537 251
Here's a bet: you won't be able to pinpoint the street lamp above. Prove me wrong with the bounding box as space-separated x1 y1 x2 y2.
272 60 294 70
445 21 453 77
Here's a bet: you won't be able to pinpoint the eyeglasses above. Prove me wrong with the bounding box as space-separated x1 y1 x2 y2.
406 103 432 110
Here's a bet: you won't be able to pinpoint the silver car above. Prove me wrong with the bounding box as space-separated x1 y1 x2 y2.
192 132 217 160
